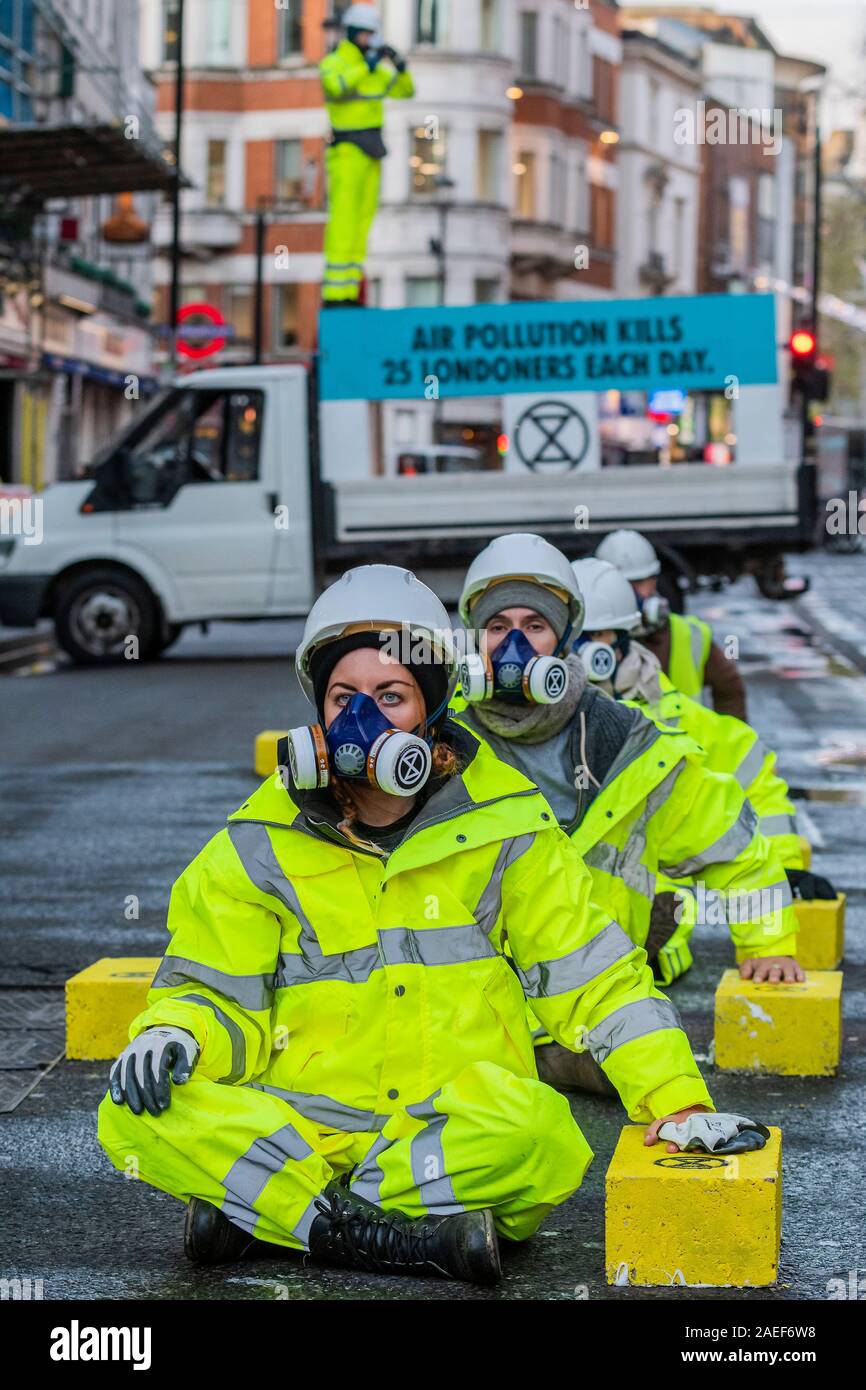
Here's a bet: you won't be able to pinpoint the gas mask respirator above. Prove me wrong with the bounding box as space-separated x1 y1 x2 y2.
459 628 569 705
286 693 433 797
575 633 631 684
637 593 670 634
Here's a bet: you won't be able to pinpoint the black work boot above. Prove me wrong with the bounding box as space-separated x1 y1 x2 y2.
184 1197 262 1264
308 1179 501 1285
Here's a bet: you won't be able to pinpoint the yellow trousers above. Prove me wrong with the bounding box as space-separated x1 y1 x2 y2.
98 1060 592 1249
322 142 382 303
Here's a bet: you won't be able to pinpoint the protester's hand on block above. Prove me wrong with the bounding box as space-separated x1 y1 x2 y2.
739 955 805 984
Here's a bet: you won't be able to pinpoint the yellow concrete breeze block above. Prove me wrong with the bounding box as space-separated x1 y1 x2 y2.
798 835 812 870
605 1125 782 1287
714 968 842 1075
735 894 846 971
66 958 160 1061
255 730 287 779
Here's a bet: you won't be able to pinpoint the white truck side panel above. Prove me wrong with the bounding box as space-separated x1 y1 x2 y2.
330 461 801 545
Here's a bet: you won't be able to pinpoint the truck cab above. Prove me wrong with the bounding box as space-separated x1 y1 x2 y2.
0 367 315 663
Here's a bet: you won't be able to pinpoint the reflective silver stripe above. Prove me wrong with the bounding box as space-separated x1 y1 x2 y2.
291 1197 321 1249
152 955 273 1013
221 1122 314 1230
248 1082 390 1133
585 841 657 901
588 764 681 906
277 924 498 987
351 1131 392 1203
714 880 792 924
229 820 317 936
587 997 683 1064
220 1198 258 1237
276 944 380 988
410 1113 464 1215
663 800 758 878
473 833 536 934
689 618 707 673
326 261 364 271
517 921 635 999
759 813 797 837
378 923 498 967
734 740 767 790
177 993 246 1084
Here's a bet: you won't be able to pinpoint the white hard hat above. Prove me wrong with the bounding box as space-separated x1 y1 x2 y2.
340 3 381 32
572 558 641 633
459 533 585 632
295 565 456 704
595 529 661 581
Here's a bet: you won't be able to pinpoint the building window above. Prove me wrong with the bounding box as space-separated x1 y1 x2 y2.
227 287 253 343
206 0 232 65
673 196 686 276
206 140 227 206
514 150 537 219
550 151 565 225
474 278 501 304
416 0 447 46
593 57 615 124
575 157 587 231
162 0 180 63
728 175 750 273
278 0 303 59
591 183 614 250
276 139 303 202
519 11 538 79
476 129 502 203
756 171 775 268
481 0 501 52
0 0 36 121
410 127 447 195
406 276 441 307
272 284 300 351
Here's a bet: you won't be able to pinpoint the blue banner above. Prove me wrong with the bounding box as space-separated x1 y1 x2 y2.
318 293 778 402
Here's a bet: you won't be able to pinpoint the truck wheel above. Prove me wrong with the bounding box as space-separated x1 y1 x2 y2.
55 567 159 666
155 623 184 655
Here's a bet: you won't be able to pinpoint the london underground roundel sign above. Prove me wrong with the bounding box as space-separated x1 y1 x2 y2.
176 302 227 360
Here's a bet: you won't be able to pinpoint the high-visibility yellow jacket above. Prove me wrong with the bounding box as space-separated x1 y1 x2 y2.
320 39 414 133
452 698 798 983
627 672 803 871
668 613 712 699
127 724 711 1125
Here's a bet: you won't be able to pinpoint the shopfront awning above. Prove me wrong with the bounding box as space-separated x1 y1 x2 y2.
0 123 185 205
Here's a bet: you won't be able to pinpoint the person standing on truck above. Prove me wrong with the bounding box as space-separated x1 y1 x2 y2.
572 557 837 982
319 5 414 306
98 564 756 1283
594 529 748 721
451 534 802 1092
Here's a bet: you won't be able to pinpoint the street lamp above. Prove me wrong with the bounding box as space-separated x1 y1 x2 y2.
168 0 186 371
429 174 456 307
428 175 456 444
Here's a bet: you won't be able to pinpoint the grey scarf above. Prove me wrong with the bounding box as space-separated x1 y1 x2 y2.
469 654 587 745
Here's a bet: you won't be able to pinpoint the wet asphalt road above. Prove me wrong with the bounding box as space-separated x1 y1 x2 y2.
1 555 865 1302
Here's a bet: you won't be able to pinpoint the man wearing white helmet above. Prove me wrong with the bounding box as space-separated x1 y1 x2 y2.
453 535 801 1090
99 564 730 1285
319 6 413 305
595 529 747 721
574 556 825 983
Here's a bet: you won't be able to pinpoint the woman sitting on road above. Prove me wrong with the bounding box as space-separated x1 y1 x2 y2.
98 564 762 1287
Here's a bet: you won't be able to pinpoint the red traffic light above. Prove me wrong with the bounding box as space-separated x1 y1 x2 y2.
790 329 817 358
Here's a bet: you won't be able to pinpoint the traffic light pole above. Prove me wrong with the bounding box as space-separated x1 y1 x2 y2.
168 0 186 373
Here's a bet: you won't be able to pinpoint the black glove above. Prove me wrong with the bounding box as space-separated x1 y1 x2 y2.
786 867 837 901
379 44 405 69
